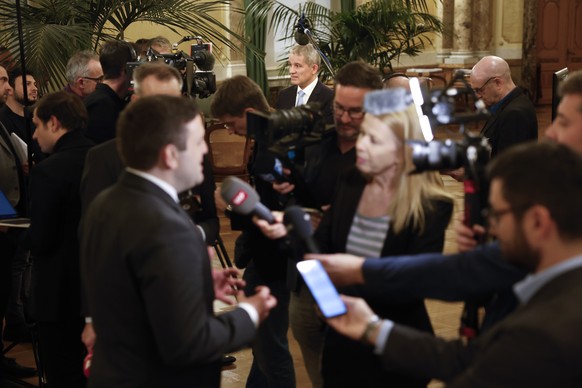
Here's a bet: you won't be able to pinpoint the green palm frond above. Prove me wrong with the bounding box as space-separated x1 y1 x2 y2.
245 0 443 79
0 0 247 93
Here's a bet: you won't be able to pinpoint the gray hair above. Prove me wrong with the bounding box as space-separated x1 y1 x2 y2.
65 50 99 84
289 44 321 67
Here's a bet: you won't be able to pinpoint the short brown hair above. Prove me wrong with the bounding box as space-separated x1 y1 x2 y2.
487 141 582 240
334 61 383 91
117 95 201 170
559 70 582 114
210 75 269 118
133 62 183 96
35 91 87 131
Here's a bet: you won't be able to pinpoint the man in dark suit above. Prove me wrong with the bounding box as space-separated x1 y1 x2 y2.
84 40 135 144
323 142 582 387
80 95 276 388
29 91 94 387
471 55 538 158
275 44 334 124
79 62 220 355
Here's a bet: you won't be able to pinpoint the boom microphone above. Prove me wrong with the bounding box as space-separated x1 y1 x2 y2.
221 176 275 224
294 13 311 46
284 206 320 253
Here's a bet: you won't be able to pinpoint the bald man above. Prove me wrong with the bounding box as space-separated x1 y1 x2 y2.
470 55 538 157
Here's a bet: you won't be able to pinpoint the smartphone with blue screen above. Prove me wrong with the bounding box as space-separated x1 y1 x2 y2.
296 260 347 318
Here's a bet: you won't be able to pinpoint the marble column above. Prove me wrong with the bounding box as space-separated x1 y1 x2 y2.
521 0 538 100
445 0 479 64
436 0 454 61
472 0 493 58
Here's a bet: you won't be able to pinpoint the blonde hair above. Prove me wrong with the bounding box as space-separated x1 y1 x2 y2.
375 104 454 234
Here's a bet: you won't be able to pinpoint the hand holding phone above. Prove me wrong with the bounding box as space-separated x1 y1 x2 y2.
296 260 347 318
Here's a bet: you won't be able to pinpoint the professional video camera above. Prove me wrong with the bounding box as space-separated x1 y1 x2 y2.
246 102 331 186
405 70 493 340
126 36 216 98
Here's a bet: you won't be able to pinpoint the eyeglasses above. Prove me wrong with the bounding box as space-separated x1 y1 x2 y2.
481 207 514 225
83 76 104 83
472 76 497 94
334 103 365 120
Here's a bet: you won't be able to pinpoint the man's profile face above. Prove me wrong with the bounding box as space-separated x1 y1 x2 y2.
488 179 540 272
32 108 56 154
333 84 369 142
176 114 207 191
289 53 317 89
12 74 38 105
470 70 500 108
0 67 13 104
79 59 104 96
546 94 582 154
218 113 247 136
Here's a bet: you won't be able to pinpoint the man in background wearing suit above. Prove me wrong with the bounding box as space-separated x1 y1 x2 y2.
29 91 94 387
325 142 582 387
81 95 276 387
472 55 538 158
275 44 334 124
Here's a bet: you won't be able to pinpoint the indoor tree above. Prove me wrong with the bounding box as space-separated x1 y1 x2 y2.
0 0 246 93
245 0 443 79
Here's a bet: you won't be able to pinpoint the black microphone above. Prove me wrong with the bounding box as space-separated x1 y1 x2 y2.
294 13 311 46
284 205 320 253
220 176 275 224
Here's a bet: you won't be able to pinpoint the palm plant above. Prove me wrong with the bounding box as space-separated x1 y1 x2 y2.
245 0 443 79
0 0 246 93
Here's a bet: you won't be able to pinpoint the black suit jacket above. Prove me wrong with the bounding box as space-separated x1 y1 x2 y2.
480 87 538 158
315 167 453 387
29 130 93 321
81 139 219 243
84 83 127 144
81 172 256 388
275 80 334 124
382 266 582 387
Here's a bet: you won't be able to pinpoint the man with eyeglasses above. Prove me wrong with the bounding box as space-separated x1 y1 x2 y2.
470 55 538 158
64 50 104 99
265 60 383 388
318 142 582 387
308 70 582 336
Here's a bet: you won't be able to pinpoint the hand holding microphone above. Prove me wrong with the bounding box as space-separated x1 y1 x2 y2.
283 205 320 253
220 176 275 224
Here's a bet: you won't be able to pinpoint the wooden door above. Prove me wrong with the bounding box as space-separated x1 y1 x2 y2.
537 0 582 104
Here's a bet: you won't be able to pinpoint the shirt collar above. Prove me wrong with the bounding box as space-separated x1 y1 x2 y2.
298 77 319 100
513 254 582 305
126 167 179 202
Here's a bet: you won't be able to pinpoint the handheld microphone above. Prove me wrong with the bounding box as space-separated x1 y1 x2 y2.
284 205 320 253
221 176 275 224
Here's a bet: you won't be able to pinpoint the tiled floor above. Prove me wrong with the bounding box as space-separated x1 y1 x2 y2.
2 106 552 387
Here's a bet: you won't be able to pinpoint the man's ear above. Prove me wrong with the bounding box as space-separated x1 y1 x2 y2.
49 115 62 132
524 205 554 247
160 143 179 170
312 63 319 74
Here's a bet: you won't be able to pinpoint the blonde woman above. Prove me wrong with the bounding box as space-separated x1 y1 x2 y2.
314 88 454 388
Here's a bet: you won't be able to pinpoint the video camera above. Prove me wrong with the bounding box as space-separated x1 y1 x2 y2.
246 102 332 189
126 36 216 98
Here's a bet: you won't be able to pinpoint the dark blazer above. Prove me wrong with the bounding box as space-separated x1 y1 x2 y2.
480 87 538 158
362 242 527 329
0 122 23 210
80 138 219 243
382 266 582 387
275 80 334 124
84 83 127 144
28 130 93 321
315 167 453 388
81 172 256 388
